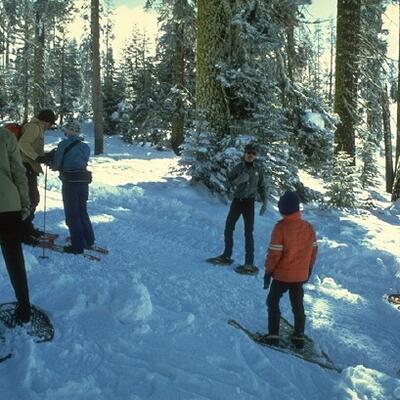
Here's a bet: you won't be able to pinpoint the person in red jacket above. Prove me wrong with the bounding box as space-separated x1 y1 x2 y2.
263 191 317 348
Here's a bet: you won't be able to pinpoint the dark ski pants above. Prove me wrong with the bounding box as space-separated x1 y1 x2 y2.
267 280 305 336
21 162 40 235
0 212 30 311
223 197 255 265
62 182 95 252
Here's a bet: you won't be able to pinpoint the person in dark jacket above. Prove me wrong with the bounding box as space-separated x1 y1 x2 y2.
51 120 95 254
0 127 32 323
19 109 57 243
263 191 317 348
208 143 268 274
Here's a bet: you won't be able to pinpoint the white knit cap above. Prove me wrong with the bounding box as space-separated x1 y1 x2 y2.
63 120 81 136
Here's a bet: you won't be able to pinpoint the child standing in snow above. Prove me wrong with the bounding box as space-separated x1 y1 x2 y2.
263 191 317 348
51 120 95 254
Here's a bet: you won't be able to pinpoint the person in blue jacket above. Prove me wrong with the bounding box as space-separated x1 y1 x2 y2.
51 120 95 254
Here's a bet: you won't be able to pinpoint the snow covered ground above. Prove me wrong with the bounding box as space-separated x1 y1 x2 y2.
1 124 400 400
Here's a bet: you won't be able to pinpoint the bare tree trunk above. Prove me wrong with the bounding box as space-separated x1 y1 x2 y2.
91 0 104 155
328 17 335 105
171 0 185 155
392 158 400 201
396 0 400 169
33 0 48 115
382 85 394 193
59 30 66 125
334 0 361 161
196 0 230 138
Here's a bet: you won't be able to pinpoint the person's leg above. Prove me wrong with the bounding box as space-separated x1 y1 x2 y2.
77 183 95 248
0 212 30 322
62 183 85 252
267 280 288 335
288 283 305 335
21 163 40 235
242 199 255 265
223 199 241 258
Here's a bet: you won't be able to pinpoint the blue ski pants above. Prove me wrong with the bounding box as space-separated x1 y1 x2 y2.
62 182 95 251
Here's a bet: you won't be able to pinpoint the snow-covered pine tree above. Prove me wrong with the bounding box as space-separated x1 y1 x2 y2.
146 0 196 154
357 0 386 190
78 36 93 120
120 28 159 146
101 0 124 135
48 36 82 124
326 151 358 208
183 0 334 196
103 47 125 135
358 127 379 189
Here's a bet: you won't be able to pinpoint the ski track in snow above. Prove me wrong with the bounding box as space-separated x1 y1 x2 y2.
1 130 400 400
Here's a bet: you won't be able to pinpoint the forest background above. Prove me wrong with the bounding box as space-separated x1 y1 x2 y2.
1 0 400 207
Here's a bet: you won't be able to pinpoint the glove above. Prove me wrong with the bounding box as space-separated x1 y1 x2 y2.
263 273 271 289
36 151 55 166
21 207 31 221
259 201 267 216
36 155 47 164
233 172 249 186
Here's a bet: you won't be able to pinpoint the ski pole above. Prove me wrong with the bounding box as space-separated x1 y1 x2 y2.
40 165 49 259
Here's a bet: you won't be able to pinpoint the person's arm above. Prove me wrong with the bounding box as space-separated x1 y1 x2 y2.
258 166 267 203
51 142 65 171
264 223 284 275
308 226 318 279
9 135 30 209
19 124 42 161
258 167 268 215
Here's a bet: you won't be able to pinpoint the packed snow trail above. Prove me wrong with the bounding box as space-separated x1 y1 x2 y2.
1 130 400 400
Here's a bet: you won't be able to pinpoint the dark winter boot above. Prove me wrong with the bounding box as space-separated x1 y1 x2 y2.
206 255 234 265
15 303 31 325
261 334 280 346
290 332 305 349
63 245 83 254
234 264 259 275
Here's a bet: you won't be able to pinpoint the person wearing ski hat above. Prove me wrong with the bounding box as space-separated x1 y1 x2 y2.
262 190 317 348
0 127 32 323
208 142 268 274
19 109 57 243
50 119 95 254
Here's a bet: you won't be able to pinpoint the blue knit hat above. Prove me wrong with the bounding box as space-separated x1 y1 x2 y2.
278 191 300 215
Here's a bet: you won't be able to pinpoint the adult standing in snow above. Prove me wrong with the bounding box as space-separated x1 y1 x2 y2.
51 120 95 254
208 143 268 274
0 127 32 323
263 191 317 348
19 109 57 243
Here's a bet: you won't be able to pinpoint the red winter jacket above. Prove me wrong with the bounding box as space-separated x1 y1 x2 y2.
265 211 317 283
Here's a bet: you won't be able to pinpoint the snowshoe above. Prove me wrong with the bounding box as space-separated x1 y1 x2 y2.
234 264 259 275
206 255 234 265
387 294 400 305
0 302 54 343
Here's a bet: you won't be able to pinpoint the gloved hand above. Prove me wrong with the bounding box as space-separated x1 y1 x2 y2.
259 201 267 216
36 150 55 165
21 207 31 221
263 273 271 289
233 172 249 186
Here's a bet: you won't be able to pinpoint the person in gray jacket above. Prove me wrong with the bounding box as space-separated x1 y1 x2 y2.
0 127 32 323
208 143 268 273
